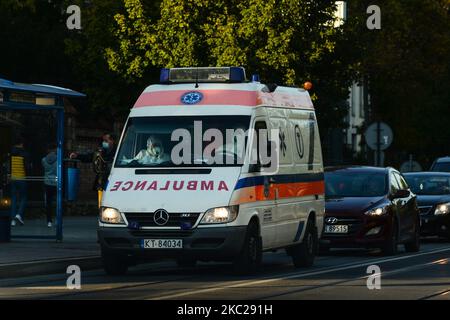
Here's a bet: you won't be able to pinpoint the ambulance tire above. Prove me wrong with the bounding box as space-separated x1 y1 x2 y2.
291 220 317 268
233 222 262 274
102 250 129 276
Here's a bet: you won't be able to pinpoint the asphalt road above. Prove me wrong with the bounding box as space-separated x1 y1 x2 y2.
1 239 449 300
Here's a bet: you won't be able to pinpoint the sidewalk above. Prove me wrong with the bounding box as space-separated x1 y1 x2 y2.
0 216 101 279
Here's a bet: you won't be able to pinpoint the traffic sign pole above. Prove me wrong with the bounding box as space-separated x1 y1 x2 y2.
376 121 381 166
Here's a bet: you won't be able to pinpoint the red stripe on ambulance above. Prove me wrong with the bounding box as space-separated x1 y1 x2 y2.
134 90 258 107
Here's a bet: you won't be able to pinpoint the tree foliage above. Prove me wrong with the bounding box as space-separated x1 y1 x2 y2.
346 0 450 166
3 0 449 167
106 0 357 129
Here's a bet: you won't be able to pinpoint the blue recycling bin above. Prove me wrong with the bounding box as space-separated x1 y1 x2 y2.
64 159 80 201
0 210 11 242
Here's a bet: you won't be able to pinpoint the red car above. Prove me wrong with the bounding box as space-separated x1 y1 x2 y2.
321 166 420 255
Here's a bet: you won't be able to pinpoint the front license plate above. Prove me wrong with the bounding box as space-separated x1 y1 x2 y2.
141 239 183 249
325 225 348 234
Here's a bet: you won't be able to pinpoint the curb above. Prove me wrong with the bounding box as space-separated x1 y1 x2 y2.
0 255 102 279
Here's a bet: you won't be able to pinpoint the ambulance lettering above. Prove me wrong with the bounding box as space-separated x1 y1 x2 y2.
122 181 133 191
110 181 122 192
134 181 147 190
108 180 229 192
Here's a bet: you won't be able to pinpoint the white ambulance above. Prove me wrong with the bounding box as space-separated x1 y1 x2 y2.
98 67 325 275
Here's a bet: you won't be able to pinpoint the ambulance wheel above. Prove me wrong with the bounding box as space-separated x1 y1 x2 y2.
101 250 128 276
291 221 317 268
176 258 197 268
233 222 262 274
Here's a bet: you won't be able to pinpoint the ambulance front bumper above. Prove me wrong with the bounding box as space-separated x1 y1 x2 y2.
98 226 247 261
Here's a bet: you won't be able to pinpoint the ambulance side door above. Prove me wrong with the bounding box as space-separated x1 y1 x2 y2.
249 113 277 249
267 108 298 247
288 110 325 242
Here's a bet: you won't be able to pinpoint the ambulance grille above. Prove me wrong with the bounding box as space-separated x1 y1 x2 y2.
124 212 200 228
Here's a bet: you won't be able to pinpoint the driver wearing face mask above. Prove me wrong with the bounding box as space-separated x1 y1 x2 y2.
133 136 169 164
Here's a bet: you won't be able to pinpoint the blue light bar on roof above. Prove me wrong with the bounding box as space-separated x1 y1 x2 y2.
160 68 170 83
160 67 246 84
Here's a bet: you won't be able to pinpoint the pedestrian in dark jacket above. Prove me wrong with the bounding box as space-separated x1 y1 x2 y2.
10 137 30 226
70 133 117 206
42 143 57 227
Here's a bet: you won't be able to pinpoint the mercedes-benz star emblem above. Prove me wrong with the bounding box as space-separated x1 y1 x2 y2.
153 209 170 226
326 217 338 224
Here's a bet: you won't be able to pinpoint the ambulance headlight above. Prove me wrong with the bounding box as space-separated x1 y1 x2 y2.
200 206 239 224
100 207 125 224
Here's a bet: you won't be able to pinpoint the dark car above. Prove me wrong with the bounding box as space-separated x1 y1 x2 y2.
430 157 450 172
321 166 420 255
404 172 450 240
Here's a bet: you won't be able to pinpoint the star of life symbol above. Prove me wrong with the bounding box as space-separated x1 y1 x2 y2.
181 91 203 104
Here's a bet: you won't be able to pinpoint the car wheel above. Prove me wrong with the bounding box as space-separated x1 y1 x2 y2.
404 218 420 252
101 249 129 276
233 222 262 274
382 220 398 256
291 220 317 268
176 257 197 268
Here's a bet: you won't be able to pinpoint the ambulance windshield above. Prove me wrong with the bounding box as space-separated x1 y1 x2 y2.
115 116 251 168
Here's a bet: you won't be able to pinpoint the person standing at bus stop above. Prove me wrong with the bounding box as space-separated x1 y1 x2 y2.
69 133 117 206
10 137 30 226
42 143 57 228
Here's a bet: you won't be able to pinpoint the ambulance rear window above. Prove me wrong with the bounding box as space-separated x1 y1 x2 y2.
115 116 251 168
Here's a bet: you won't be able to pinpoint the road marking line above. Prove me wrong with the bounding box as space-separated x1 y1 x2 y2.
256 258 449 299
21 286 82 290
0 255 100 267
149 246 450 300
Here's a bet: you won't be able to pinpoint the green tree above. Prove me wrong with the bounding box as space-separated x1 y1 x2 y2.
63 0 140 117
346 0 450 167
106 0 357 129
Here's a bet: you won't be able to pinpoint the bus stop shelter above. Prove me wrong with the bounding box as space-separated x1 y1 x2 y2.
0 77 85 241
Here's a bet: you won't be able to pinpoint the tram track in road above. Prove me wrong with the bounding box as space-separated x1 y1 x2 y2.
0 252 339 298
419 288 450 300
0 264 207 300
1 244 449 300
146 246 450 300
27 254 330 299
255 257 450 300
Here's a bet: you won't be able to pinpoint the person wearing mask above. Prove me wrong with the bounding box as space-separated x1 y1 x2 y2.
70 133 117 206
10 137 30 226
132 136 169 165
42 143 57 228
